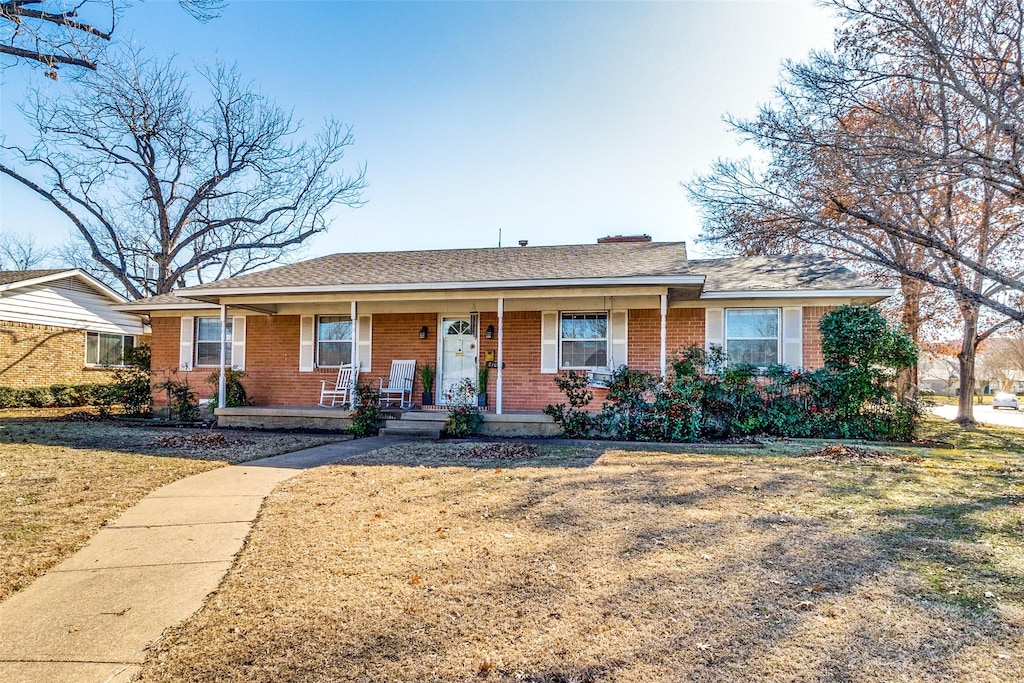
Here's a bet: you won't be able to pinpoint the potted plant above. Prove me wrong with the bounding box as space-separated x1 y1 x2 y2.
420 363 435 406
477 364 490 408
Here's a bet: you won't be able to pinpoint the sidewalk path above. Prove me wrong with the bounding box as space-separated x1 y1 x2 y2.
0 436 403 683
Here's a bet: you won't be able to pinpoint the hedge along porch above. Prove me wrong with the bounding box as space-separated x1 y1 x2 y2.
119 241 892 423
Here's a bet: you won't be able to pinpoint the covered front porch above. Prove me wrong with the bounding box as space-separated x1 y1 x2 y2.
214 404 561 437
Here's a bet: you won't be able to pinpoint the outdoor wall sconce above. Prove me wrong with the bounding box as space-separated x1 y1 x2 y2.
485 325 495 339
419 325 429 339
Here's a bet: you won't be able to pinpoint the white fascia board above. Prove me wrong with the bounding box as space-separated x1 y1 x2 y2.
111 301 219 312
0 269 129 303
179 275 707 298
699 288 895 300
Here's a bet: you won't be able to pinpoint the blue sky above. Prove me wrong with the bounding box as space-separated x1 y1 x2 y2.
0 1 837 261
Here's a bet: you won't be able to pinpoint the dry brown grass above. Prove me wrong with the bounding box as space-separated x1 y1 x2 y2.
0 412 345 602
139 441 1024 682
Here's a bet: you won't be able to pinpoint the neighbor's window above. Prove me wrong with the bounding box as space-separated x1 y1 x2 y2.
86 332 135 366
317 315 354 367
725 308 779 366
560 312 608 369
195 317 232 367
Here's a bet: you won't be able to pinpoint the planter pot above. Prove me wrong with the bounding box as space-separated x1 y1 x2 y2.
422 391 434 407
477 393 487 408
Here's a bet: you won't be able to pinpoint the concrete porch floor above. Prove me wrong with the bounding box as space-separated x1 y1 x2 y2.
215 405 560 437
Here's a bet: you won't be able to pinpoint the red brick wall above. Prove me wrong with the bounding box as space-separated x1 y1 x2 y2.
149 305 834 410
802 306 834 370
627 308 705 374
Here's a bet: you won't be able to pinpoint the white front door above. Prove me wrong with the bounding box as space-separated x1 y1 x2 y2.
438 316 478 404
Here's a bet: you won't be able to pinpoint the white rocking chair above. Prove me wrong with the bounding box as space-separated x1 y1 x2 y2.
319 364 359 407
379 359 416 409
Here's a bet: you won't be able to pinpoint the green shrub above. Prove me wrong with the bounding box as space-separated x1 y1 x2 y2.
350 384 382 438
22 387 53 408
444 378 482 437
542 371 595 438
155 375 200 422
206 367 249 412
110 345 153 417
598 367 660 440
544 305 920 443
0 386 19 408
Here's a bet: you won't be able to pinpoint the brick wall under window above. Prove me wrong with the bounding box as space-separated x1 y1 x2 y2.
0 321 122 386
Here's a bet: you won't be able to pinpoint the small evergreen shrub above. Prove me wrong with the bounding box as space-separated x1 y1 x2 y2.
444 378 482 437
110 344 152 416
206 367 249 412
542 371 595 438
156 375 200 422
350 384 383 438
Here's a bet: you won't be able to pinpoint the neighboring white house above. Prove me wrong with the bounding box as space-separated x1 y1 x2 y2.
0 269 148 387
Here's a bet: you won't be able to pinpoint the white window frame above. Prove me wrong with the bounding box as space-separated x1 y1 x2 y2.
85 332 136 367
195 317 232 368
724 308 781 368
315 315 354 368
559 311 610 370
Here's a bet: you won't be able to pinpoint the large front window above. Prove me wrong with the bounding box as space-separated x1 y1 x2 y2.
317 316 353 367
725 309 779 367
86 333 135 366
560 312 608 369
196 317 232 367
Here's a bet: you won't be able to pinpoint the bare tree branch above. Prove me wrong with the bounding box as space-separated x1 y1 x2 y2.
1 49 366 297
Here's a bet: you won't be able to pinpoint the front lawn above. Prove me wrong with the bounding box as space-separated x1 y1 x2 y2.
0 410 346 602
138 428 1023 682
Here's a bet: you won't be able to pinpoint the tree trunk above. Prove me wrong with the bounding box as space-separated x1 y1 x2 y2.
955 302 980 425
898 276 923 401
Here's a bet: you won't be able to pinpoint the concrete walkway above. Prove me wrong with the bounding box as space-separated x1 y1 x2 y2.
0 436 403 683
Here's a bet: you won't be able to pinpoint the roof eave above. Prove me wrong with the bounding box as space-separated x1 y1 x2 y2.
0 269 129 304
699 288 895 300
179 275 708 298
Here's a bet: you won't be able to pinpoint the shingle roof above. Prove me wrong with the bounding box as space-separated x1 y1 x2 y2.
695 254 873 292
0 269 70 287
181 242 691 292
117 245 887 311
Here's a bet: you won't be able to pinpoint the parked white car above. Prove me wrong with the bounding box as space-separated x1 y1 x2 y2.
992 392 1020 410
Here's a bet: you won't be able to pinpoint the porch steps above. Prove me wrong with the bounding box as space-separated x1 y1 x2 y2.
378 411 445 439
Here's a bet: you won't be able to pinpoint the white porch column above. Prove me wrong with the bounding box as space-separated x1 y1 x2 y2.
350 300 358 409
218 303 227 409
660 293 668 380
496 297 504 415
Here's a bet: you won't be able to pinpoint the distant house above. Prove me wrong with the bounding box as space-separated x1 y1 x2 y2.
117 237 891 431
0 270 149 387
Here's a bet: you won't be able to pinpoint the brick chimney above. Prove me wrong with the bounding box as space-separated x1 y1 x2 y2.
597 234 652 244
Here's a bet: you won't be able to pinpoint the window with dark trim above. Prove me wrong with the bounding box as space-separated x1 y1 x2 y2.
195 317 232 367
559 312 608 369
316 315 353 367
725 308 779 367
85 332 135 366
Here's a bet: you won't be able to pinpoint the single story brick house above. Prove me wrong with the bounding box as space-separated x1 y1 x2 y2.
0 269 149 387
117 237 890 430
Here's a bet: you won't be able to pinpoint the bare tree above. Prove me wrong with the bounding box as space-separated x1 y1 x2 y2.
0 50 366 297
0 0 222 74
0 231 52 269
686 0 1024 424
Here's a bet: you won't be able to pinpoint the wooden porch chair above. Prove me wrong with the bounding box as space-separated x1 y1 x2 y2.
379 359 416 409
319 364 359 408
